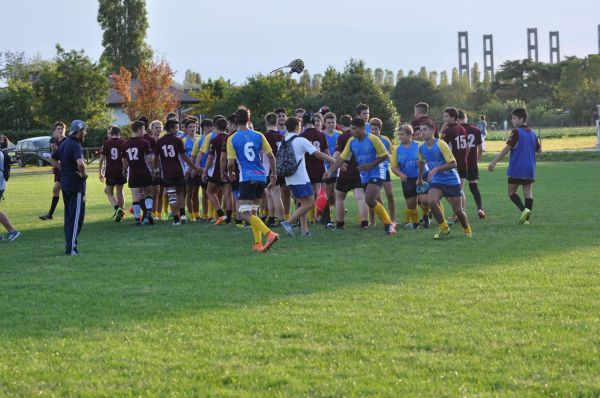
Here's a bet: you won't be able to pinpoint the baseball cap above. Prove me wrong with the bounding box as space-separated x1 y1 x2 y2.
69 120 86 134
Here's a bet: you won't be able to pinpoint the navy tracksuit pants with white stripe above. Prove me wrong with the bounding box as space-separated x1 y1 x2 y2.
63 190 85 255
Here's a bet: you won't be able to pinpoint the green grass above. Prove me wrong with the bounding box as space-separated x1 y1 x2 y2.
1 162 600 397
485 126 597 141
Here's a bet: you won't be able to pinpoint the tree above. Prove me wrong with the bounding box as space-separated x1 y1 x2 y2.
213 73 305 131
441 68 471 107
0 51 49 83
471 62 481 88
408 70 416 78
322 66 341 93
392 77 441 121
183 69 201 89
112 58 180 122
439 71 449 87
492 59 562 105
555 55 600 123
312 73 323 92
321 59 399 134
34 45 109 128
384 70 394 87
418 67 428 80
482 70 492 90
396 69 404 81
374 68 384 86
429 71 438 85
187 77 233 117
97 0 153 74
0 79 35 130
299 70 311 91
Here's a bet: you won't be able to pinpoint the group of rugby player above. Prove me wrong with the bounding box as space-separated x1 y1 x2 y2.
40 101 540 252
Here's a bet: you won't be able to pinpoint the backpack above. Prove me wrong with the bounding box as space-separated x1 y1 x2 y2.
275 135 302 177
1 150 10 182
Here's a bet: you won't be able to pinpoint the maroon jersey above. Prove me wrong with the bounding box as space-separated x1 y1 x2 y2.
207 132 229 178
264 129 283 156
335 131 360 180
122 137 152 180
51 137 66 176
101 137 126 180
142 133 156 152
462 124 483 170
224 132 240 181
411 116 439 138
300 128 328 180
441 123 468 172
156 134 185 179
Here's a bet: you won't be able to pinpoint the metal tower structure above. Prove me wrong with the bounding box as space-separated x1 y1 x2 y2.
483 34 494 81
527 28 539 62
458 31 470 81
549 31 560 64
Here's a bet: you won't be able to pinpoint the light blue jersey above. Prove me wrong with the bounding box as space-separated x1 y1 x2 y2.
226 128 272 182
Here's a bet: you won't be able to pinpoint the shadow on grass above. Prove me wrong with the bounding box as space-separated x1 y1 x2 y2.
1 162 599 338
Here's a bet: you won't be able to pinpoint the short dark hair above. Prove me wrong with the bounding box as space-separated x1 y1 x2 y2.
131 120 145 133
200 119 214 129
110 126 122 136
227 113 237 124
414 102 429 114
355 103 369 115
420 121 435 130
165 120 179 131
324 112 337 121
351 117 366 128
479 115 486 120
294 108 305 115
457 109 466 120
274 107 286 115
138 115 149 129
166 112 178 120
54 121 66 129
215 118 228 131
444 107 459 120
512 108 528 121
235 106 250 124
285 116 300 132
339 114 353 128
185 119 197 128
265 112 277 126
212 115 225 124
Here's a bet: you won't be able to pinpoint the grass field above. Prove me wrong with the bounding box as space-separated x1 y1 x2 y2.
1 161 599 396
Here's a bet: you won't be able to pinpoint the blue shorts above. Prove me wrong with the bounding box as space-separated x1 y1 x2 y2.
430 183 463 198
238 180 265 201
289 182 313 199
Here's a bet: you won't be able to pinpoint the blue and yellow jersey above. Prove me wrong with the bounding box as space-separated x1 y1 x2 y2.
377 134 392 172
392 141 428 178
340 134 388 183
192 131 217 168
324 130 341 157
226 128 272 182
417 139 460 185
182 135 198 158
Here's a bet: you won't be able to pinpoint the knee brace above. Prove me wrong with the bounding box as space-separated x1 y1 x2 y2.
167 189 177 204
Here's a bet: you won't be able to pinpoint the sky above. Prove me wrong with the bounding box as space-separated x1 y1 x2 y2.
1 0 598 84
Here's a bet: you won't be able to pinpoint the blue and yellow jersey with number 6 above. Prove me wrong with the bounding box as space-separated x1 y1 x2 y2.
340 134 388 184
226 128 272 182
417 139 460 186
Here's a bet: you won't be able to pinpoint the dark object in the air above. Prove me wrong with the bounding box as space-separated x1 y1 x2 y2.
270 59 305 75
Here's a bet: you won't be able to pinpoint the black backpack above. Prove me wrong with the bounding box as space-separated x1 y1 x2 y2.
275 135 302 177
1 150 10 182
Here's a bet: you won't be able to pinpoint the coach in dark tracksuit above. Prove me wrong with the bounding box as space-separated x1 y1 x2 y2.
51 120 87 255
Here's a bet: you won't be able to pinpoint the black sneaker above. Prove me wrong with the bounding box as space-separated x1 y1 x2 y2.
39 214 53 221
147 214 154 225
422 216 430 229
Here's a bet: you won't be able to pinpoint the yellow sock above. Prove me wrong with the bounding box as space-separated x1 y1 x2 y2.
463 225 472 234
373 202 392 225
162 199 169 214
249 215 271 243
439 202 445 218
409 208 420 224
420 204 429 218
403 208 410 224
439 221 449 230
284 212 290 220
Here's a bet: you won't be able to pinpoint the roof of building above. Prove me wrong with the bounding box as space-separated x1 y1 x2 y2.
107 77 199 106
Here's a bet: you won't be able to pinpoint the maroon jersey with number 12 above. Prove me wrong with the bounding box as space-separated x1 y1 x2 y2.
122 137 152 180
462 124 482 171
101 137 126 180
156 134 185 179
